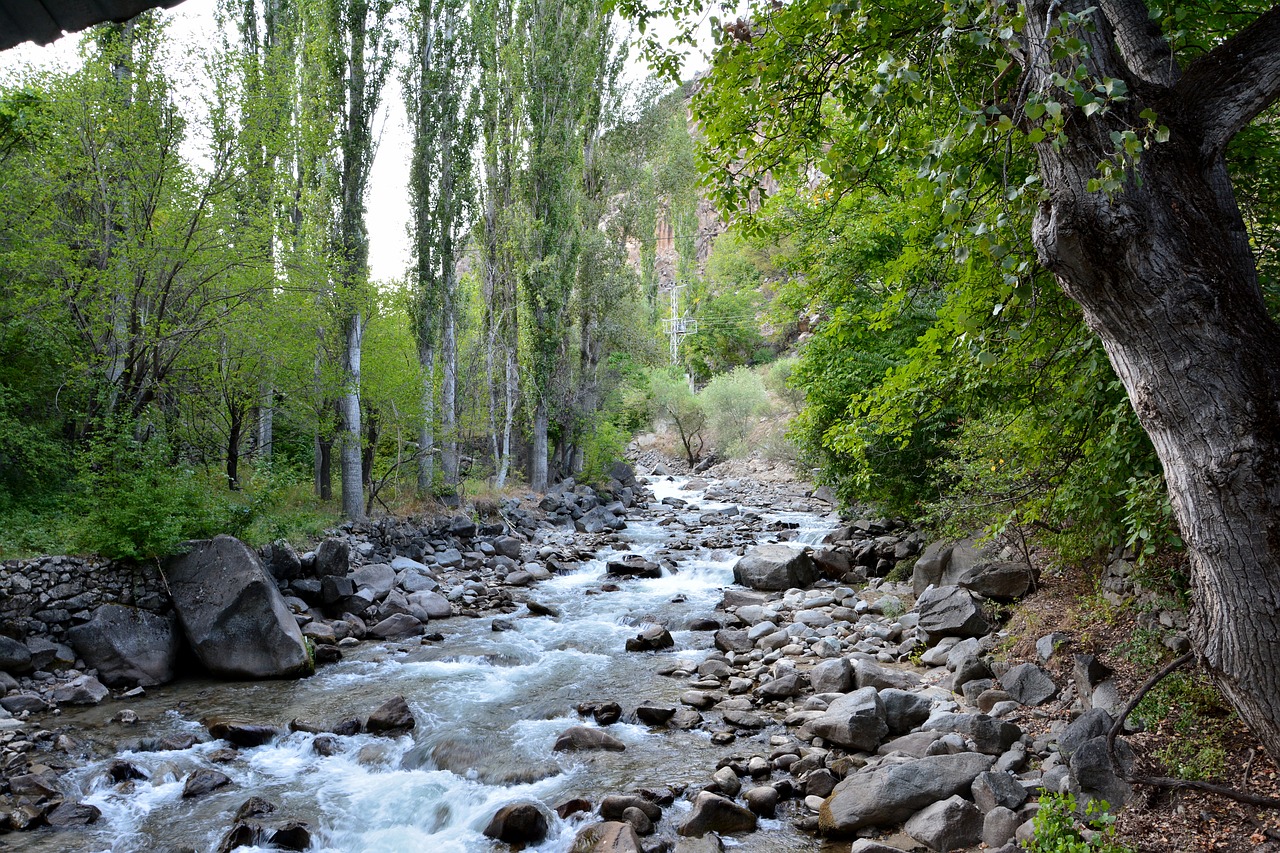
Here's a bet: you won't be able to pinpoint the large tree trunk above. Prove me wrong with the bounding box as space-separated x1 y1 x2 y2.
1023 0 1280 765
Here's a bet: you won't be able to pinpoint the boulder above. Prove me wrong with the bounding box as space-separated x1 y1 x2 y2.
553 725 626 752
208 721 279 747
264 541 302 581
46 801 102 827
483 802 549 844
183 769 232 798
732 544 817 591
912 537 999 596
314 538 349 576
819 752 995 835
625 623 673 652
576 821 643 853
0 636 32 674
805 687 888 751
51 674 109 705
972 771 1028 813
1069 736 1133 809
916 586 990 639
1000 663 1057 706
880 688 932 735
68 605 182 688
351 564 396 600
677 792 758 837
369 614 425 640
959 561 1035 600
1058 708 1114 758
164 535 311 679
366 696 416 733
808 658 854 694
407 591 452 619
904 794 984 851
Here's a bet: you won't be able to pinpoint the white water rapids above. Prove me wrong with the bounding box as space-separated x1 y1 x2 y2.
18 476 841 853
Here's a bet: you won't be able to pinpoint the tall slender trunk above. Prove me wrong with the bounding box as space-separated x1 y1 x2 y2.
256 381 273 461
226 405 243 489
316 433 333 500
497 342 517 488
441 269 459 486
531 397 549 492
340 310 365 520
418 339 437 491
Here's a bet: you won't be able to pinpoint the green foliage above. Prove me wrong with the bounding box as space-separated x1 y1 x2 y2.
1114 627 1234 781
578 417 629 487
699 366 769 457
1028 793 1131 853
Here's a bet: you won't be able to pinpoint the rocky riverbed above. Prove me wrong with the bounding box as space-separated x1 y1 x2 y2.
0 462 1147 852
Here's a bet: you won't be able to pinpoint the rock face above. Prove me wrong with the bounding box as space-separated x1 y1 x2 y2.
819 752 995 835
67 605 182 688
732 544 818 591
164 536 312 679
483 802 549 844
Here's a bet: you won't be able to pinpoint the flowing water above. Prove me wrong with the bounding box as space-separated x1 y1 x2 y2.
16 477 843 853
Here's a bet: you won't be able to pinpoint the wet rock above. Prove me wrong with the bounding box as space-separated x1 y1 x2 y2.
106 759 147 783
732 544 817 591
67 606 182 688
165 535 311 679
235 797 277 820
0 637 32 674
625 623 673 652
744 786 778 817
51 674 109 705
675 836 725 853
483 802 549 844
575 820 643 853
819 752 995 835
606 555 662 579
208 722 279 747
366 696 416 734
678 791 757 837
46 801 101 827
182 769 232 798
557 798 593 819
916 586 990 640
267 821 311 850
553 725 626 752
635 703 677 725
1000 663 1057 706
578 701 623 726
904 794 984 851
621 806 652 834
599 794 662 823
711 766 741 797
10 772 60 798
312 735 340 756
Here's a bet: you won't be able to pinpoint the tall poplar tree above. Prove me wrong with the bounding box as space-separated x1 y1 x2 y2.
406 0 475 494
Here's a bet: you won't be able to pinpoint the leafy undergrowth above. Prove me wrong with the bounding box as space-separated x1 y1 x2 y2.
1001 552 1280 852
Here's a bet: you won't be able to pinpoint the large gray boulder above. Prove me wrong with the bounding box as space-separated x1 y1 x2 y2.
819 752 995 835
732 544 818 591
804 687 888 751
68 605 182 688
0 636 32 674
916 586 990 639
164 536 312 679
913 538 998 596
904 794 984 851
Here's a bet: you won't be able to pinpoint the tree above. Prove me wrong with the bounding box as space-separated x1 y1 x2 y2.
325 0 395 520
406 0 475 494
621 0 1280 764
518 0 610 492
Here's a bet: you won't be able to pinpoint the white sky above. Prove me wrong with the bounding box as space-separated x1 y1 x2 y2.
2 0 712 283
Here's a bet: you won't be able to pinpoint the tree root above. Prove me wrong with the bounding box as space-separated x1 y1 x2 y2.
1106 652 1280 809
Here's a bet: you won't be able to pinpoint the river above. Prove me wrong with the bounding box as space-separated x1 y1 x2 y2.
15 475 845 853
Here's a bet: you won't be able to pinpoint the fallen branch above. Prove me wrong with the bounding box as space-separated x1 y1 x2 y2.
1107 651 1280 809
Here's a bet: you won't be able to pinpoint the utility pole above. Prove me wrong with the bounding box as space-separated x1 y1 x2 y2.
662 284 697 364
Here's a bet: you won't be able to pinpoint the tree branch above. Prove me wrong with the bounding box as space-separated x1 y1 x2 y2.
1098 0 1179 87
1175 4 1280 158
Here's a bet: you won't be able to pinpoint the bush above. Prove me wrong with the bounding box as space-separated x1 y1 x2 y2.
643 368 707 465
700 366 770 457
578 417 630 487
67 419 288 561
1027 793 1132 853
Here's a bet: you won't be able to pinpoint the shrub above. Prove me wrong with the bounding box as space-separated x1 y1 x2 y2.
1027 793 1132 853
700 366 770 457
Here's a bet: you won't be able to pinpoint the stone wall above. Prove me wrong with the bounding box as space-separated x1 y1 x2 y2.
0 556 171 641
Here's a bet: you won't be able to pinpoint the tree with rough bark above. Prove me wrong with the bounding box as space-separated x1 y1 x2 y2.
621 0 1280 766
